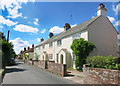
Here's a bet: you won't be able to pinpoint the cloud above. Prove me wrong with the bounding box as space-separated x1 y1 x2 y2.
107 16 115 23
10 38 30 54
71 24 77 28
49 24 77 34
114 20 120 26
23 16 28 19
92 16 95 18
112 4 120 15
49 26 64 34
36 38 40 42
0 0 28 18
35 18 39 22
13 24 39 33
0 26 3 28
41 29 46 33
34 22 39 25
33 18 39 25
28 22 31 24
0 15 17 26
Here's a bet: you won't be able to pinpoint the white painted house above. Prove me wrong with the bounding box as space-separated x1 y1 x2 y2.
34 4 118 69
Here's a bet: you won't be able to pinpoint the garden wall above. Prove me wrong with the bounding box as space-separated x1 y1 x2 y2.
38 60 46 69
47 61 67 77
83 66 120 84
25 60 67 77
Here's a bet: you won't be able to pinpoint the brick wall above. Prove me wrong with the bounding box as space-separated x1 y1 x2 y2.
83 67 120 84
25 60 67 77
47 61 67 77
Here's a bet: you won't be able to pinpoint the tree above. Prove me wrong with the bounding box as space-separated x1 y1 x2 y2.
0 32 16 68
71 38 95 70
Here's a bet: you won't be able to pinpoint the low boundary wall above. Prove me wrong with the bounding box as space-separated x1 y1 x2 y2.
83 65 120 84
47 61 67 77
25 60 67 77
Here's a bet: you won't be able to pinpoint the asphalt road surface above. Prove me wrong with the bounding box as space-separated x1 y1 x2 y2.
2 61 77 84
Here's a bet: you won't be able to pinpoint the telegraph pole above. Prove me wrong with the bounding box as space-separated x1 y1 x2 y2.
70 14 72 25
7 30 10 42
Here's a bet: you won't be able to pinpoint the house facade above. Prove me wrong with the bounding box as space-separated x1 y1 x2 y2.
34 4 118 69
24 44 34 60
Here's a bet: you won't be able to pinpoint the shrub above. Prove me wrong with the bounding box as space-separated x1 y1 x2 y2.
71 38 95 70
86 55 120 70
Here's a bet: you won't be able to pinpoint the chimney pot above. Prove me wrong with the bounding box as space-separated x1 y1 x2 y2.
28 47 30 50
32 44 34 48
24 48 26 51
49 32 54 38
41 38 44 42
64 23 71 31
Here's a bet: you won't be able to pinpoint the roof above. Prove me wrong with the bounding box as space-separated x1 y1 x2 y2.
58 49 70 54
24 48 34 53
35 16 101 48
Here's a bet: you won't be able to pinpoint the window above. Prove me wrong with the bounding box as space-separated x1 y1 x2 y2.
72 52 76 61
72 32 81 40
42 45 45 49
39 46 41 50
49 42 53 47
49 54 53 60
57 39 62 46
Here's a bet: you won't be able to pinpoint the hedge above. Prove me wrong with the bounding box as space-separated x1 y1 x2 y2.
86 55 120 70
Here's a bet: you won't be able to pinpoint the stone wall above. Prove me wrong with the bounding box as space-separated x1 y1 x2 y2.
83 67 120 84
32 60 39 66
47 61 67 77
38 60 46 69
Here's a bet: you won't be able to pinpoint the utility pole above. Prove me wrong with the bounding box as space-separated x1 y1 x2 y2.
7 30 10 42
70 14 72 25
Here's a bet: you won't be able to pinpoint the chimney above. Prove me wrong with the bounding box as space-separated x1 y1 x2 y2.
32 44 34 48
49 32 54 38
41 38 44 42
24 48 26 51
64 23 71 31
97 3 107 17
28 47 30 50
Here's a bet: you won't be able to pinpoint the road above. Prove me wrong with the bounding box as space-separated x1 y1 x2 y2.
2 61 77 84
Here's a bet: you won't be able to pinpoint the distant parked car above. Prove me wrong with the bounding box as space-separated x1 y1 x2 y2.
7 58 16 66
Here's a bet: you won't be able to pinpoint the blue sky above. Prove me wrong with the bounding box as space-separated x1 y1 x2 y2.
0 1 119 54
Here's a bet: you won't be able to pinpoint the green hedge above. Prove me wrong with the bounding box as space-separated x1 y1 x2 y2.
86 55 120 70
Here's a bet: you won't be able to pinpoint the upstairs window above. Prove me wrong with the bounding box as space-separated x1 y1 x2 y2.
42 45 45 49
49 42 53 47
39 46 41 50
57 39 62 46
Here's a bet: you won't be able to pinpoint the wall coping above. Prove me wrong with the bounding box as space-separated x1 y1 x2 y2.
84 67 120 72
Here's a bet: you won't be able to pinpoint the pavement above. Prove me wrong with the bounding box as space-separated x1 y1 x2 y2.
2 61 78 84
64 69 85 84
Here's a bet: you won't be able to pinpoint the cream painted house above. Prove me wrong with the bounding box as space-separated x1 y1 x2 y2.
34 4 118 69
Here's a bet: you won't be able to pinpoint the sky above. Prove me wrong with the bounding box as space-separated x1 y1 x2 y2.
0 0 120 54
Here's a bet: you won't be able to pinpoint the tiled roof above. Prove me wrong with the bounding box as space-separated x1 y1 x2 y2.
24 48 34 53
35 16 101 48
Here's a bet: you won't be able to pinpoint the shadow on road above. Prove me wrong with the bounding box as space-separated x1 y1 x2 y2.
5 68 26 73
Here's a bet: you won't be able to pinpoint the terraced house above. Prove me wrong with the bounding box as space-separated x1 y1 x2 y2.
34 4 118 69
